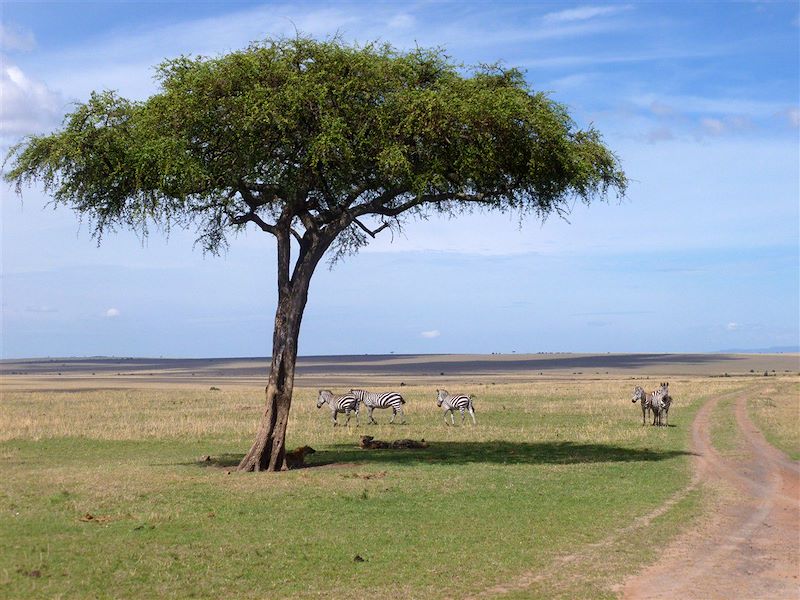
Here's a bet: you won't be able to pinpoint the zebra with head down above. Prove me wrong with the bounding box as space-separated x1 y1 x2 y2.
436 389 476 425
316 390 360 427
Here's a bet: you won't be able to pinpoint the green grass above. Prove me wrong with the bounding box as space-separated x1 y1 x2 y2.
0 378 747 598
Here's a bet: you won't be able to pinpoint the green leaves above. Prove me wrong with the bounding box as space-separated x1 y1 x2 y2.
4 36 626 254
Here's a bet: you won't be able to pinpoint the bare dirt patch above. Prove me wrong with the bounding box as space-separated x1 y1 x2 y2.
622 389 800 599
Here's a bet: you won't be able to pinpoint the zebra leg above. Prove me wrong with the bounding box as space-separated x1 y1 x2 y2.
332 410 338 427
642 405 646 426
343 409 351 427
468 407 476 425
355 407 360 427
460 407 466 424
368 406 377 425
449 410 456 426
398 406 406 424
389 408 396 424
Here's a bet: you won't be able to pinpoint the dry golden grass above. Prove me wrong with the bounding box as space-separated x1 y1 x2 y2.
747 379 800 459
1 376 748 445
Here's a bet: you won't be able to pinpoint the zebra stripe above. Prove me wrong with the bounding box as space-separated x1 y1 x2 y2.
316 390 359 427
436 389 476 425
350 389 406 424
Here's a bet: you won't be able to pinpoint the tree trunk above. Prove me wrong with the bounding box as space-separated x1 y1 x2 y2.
236 290 305 472
237 220 339 472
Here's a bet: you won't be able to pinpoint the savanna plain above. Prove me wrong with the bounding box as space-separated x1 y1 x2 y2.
1 354 798 599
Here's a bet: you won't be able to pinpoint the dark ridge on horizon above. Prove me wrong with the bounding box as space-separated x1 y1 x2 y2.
2 349 799 363
3 353 799 379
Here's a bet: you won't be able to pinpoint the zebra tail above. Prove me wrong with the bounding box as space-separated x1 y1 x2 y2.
400 396 406 404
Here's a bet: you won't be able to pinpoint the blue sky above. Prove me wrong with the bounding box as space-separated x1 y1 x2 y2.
1 1 798 358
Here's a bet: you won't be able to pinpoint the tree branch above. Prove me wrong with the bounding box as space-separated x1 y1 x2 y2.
353 190 495 218
229 211 278 235
352 217 391 238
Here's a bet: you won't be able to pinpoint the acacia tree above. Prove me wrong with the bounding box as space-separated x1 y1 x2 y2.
5 38 626 471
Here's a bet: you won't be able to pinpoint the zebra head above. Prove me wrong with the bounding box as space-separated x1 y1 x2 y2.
436 389 447 406
631 386 646 403
316 390 333 408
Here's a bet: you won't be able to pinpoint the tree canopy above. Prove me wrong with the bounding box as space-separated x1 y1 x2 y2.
5 37 625 258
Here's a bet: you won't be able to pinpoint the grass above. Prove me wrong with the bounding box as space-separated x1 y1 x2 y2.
709 393 745 457
0 376 759 598
747 380 800 460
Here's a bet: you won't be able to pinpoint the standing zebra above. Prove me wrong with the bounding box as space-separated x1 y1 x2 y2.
316 390 360 427
350 389 406 424
436 389 476 425
631 386 652 426
654 382 671 427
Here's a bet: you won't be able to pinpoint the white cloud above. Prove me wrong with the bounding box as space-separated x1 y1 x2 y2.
543 5 632 23
0 62 64 139
25 305 57 313
388 13 415 29
697 115 753 137
784 107 800 128
700 117 726 136
0 23 36 52
649 100 676 117
420 329 441 339
105 308 121 318
632 93 785 118
726 322 739 331
645 126 675 143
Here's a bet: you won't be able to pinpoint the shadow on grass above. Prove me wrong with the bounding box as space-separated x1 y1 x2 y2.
186 441 694 469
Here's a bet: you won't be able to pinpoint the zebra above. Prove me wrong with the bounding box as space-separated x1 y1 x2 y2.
631 386 653 426
316 390 360 427
653 382 671 427
436 389 476 425
350 389 406 424
632 385 669 426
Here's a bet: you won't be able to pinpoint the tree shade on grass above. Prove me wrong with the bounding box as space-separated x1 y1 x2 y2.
4 37 627 471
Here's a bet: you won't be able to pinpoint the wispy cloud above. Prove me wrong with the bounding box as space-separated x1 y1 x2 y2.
632 93 786 118
25 305 58 313
387 13 415 30
645 126 675 143
783 107 800 128
0 22 36 52
420 329 441 339
543 4 632 23
105 308 121 318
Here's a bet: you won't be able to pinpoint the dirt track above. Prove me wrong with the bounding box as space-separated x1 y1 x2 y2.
622 388 800 599
467 386 799 599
